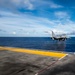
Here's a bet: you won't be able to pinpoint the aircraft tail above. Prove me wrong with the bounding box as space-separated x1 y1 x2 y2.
51 31 55 40
44 30 55 39
51 31 55 37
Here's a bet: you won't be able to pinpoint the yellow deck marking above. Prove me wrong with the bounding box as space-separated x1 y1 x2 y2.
0 46 67 58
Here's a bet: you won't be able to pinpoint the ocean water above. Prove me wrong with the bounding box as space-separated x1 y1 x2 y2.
0 37 75 52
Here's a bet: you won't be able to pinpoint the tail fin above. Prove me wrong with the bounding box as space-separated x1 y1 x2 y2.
51 31 55 40
51 31 55 37
44 30 55 39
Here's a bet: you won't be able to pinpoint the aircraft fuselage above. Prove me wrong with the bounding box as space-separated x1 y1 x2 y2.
51 37 67 41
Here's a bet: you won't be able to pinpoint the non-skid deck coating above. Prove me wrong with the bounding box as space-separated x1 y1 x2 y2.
0 46 66 58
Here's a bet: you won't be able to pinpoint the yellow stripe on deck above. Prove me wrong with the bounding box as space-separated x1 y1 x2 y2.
0 46 66 58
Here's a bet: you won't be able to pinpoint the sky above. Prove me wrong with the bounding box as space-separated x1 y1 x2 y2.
0 0 75 37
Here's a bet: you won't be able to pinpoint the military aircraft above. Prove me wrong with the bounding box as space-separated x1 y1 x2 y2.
45 31 69 41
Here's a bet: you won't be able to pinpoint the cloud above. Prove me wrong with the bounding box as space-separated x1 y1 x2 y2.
0 0 73 37
0 10 75 37
0 11 53 37
0 29 6 32
12 31 16 35
54 11 70 19
0 0 74 37
24 0 34 10
0 0 34 13
0 29 3 31
0 0 64 14
52 19 75 35
49 2 63 8
12 0 34 10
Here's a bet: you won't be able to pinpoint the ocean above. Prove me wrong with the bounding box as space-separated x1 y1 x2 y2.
0 37 75 52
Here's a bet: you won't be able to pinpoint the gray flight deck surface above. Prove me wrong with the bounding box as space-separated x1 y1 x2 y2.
0 49 75 75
